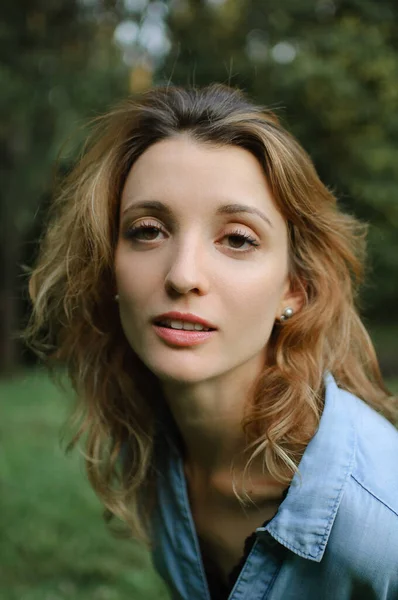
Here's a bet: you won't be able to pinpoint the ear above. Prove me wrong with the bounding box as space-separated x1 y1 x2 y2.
276 276 306 321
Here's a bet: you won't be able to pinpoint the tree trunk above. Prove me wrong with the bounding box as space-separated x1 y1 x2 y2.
0 204 20 375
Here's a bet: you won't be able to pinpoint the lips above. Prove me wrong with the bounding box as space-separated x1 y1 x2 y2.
153 323 217 347
156 321 214 331
152 311 217 330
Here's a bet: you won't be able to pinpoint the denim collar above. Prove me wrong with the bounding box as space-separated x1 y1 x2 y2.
256 372 357 562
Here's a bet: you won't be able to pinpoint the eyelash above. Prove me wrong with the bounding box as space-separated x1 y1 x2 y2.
124 221 260 253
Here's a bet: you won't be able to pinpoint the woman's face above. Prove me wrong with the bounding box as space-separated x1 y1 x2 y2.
115 136 300 385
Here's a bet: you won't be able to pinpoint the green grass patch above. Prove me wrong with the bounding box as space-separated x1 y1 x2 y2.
0 369 170 600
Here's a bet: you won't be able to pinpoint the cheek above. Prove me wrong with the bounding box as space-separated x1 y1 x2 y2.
114 253 150 337
223 264 287 321
114 249 153 297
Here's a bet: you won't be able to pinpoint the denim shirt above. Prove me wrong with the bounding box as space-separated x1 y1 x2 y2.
150 373 398 599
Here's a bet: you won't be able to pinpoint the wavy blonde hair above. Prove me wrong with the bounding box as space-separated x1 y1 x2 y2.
25 83 397 546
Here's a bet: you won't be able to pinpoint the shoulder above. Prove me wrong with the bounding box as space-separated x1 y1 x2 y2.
330 386 398 581
336 386 398 515
330 474 398 591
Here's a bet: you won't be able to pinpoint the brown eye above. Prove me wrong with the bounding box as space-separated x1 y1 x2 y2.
124 221 166 242
224 229 259 252
227 235 250 249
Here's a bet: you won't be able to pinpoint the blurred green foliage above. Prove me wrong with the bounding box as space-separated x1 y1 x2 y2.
1 0 130 371
1 0 129 236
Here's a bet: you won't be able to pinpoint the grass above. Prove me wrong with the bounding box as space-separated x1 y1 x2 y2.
0 369 171 600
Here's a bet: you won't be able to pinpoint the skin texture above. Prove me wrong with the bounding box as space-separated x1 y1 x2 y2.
114 135 303 493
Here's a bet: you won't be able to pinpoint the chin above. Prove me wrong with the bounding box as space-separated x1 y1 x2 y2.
148 359 217 386
154 368 210 386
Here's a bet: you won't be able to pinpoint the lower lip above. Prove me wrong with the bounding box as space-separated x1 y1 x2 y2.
152 324 217 346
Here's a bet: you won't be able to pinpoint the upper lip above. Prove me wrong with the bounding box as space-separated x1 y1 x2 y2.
153 311 217 329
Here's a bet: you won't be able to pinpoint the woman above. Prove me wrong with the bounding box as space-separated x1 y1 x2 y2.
26 84 398 599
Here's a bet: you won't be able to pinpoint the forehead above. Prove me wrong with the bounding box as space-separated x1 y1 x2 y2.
120 136 284 225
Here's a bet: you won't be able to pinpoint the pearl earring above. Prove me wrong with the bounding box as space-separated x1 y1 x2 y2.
115 294 119 302
280 307 294 321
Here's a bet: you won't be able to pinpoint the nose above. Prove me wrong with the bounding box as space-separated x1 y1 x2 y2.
164 237 210 296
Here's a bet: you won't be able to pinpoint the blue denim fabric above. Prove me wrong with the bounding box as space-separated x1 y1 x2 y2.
150 373 398 599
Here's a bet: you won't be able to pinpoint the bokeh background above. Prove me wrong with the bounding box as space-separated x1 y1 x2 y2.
1 0 397 598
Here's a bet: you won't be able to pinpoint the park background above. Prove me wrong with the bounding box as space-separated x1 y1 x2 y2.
1 0 398 598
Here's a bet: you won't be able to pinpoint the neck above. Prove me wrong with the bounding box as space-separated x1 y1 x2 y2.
159 356 264 480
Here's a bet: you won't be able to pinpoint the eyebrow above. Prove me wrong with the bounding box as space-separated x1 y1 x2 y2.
122 200 273 228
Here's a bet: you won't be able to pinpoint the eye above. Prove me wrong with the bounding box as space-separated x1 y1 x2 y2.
223 229 260 252
123 222 260 253
124 221 166 242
